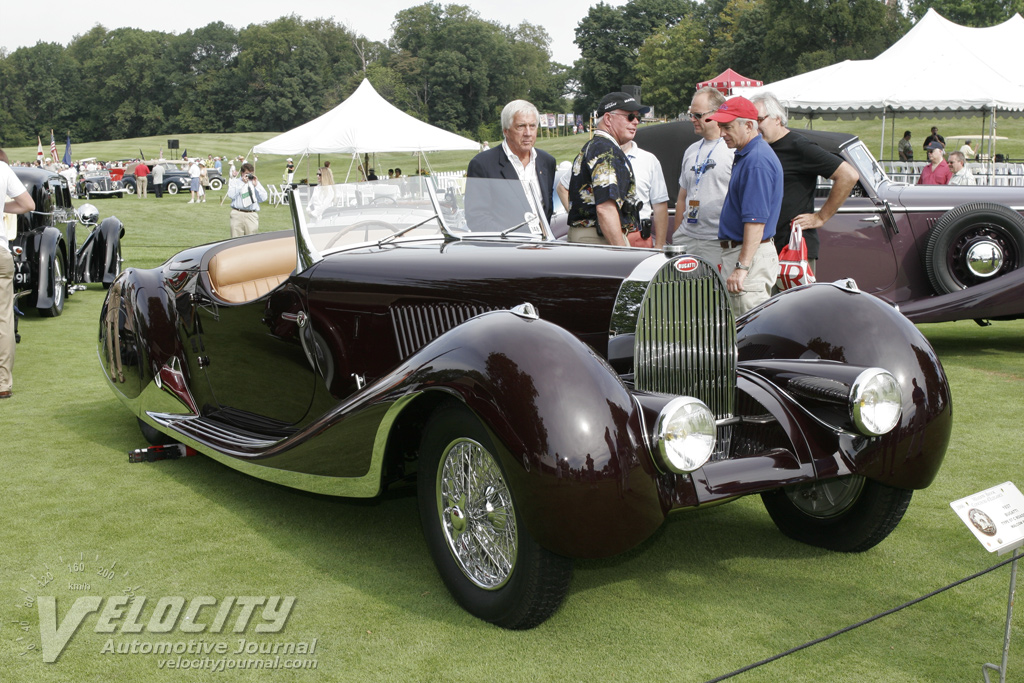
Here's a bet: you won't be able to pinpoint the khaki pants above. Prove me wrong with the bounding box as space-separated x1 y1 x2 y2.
568 225 612 245
230 209 260 238
0 249 14 392
720 241 780 318
137 176 147 198
672 237 724 272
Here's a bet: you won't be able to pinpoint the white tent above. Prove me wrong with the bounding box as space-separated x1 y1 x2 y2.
742 9 1024 119
253 79 479 156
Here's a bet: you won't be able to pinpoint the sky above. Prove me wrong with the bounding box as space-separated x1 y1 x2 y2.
3 0 599 66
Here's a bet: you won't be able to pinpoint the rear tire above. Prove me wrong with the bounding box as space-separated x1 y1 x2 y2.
417 405 572 629
761 475 912 552
138 418 178 445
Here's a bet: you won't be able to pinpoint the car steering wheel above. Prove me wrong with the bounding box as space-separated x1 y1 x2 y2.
323 220 401 249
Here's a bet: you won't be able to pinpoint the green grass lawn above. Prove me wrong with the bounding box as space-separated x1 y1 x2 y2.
1 191 1021 682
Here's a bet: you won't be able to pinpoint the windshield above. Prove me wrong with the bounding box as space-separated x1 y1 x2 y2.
844 142 888 192
292 176 554 260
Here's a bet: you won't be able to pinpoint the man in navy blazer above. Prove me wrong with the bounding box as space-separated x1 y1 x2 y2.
466 100 557 226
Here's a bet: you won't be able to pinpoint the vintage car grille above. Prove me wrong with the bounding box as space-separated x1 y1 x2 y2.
633 258 737 458
391 303 496 359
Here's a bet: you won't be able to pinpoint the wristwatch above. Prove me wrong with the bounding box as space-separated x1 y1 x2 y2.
735 261 750 271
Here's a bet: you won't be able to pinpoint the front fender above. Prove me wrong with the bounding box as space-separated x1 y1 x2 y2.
33 227 65 308
737 281 952 490
76 217 124 285
399 310 666 559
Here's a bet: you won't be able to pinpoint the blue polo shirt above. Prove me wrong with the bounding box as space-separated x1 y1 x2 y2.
718 134 783 242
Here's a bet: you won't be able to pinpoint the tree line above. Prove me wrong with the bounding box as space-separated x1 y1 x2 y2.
0 1 1015 147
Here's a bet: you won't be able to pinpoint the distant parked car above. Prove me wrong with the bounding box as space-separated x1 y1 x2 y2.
76 169 123 199
11 167 125 317
122 162 224 195
635 122 1024 326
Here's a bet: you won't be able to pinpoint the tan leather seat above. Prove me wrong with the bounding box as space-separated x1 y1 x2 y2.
208 237 297 304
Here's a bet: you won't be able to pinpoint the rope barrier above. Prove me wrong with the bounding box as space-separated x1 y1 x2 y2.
705 552 1021 682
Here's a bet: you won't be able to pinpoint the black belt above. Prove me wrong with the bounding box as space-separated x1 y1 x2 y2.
232 208 257 213
720 237 770 249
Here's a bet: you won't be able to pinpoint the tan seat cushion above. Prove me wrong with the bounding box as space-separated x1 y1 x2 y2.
208 237 297 304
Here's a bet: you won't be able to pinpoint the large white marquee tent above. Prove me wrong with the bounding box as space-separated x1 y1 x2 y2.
741 9 1024 158
254 78 479 179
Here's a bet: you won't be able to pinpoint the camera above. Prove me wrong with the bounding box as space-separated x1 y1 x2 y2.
244 173 254 181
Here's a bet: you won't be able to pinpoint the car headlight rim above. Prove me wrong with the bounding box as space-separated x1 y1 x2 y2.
850 368 902 436
653 396 717 474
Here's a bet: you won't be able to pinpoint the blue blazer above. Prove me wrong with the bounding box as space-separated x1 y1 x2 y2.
466 145 557 222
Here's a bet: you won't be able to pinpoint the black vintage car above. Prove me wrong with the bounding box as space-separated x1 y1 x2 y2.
12 167 124 317
122 162 224 195
99 178 952 629
76 169 124 199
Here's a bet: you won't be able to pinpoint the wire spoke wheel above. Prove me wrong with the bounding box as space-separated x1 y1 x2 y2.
437 438 518 589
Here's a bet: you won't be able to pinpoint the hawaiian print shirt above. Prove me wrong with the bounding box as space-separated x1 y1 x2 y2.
567 130 639 234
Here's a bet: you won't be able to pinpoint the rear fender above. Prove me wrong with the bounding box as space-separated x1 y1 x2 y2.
33 227 65 308
77 217 124 284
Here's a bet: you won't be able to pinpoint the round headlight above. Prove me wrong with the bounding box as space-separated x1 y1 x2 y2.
654 397 717 473
850 368 902 436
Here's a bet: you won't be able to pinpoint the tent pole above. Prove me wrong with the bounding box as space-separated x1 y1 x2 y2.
889 111 897 163
880 109 887 160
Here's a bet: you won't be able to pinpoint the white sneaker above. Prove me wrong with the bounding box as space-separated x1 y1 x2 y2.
187 200 195 204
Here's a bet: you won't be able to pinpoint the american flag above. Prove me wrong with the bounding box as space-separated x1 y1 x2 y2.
50 131 58 163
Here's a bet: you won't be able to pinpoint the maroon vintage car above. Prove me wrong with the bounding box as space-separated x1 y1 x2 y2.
635 123 1024 325
98 177 952 629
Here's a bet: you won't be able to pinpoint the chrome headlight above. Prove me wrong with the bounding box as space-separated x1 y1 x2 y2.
850 368 902 436
654 397 716 473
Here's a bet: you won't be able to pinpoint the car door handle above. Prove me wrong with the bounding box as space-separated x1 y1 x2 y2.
861 216 881 223
281 311 307 327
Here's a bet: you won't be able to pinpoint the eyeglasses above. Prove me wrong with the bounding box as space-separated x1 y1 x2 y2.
610 112 641 122
756 116 768 123
689 110 716 120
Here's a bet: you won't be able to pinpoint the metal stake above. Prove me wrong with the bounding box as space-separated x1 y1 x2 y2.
983 547 1019 683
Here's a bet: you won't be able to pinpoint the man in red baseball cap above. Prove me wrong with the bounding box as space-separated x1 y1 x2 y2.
706 96 783 316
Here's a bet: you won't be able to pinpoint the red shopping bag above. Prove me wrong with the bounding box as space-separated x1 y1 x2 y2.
776 221 815 290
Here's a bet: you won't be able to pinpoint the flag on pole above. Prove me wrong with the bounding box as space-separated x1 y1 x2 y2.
140 148 146 161
50 131 59 164
37 136 44 162
181 148 188 160
63 133 72 166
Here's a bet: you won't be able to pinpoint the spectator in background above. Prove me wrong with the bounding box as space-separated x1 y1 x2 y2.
1 152 36 399
188 160 202 203
285 158 295 185
751 92 859 275
468 100 556 223
227 162 268 237
918 142 951 185
672 86 733 269
152 162 164 198
134 159 149 199
565 92 646 246
898 131 914 162
923 126 945 152
706 96 783 316
948 151 976 185
959 140 977 159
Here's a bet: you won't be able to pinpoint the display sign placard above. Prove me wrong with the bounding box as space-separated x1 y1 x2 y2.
950 481 1024 554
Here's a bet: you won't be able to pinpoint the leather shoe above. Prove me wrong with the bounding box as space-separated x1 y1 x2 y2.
0 390 11 399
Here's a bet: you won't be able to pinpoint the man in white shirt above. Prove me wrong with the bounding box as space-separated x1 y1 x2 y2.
0 157 37 399
948 151 976 186
673 86 734 270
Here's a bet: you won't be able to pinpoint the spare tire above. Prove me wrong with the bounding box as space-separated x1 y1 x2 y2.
924 202 1024 294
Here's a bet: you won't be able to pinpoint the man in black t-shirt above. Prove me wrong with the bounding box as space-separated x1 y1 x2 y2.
750 93 859 268
923 126 945 152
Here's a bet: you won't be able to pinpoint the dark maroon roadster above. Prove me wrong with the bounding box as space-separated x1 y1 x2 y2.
635 123 1024 325
98 177 952 628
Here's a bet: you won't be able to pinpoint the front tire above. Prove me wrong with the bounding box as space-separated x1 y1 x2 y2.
209 178 223 191
167 183 179 195
39 254 66 317
417 405 572 629
761 475 912 552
